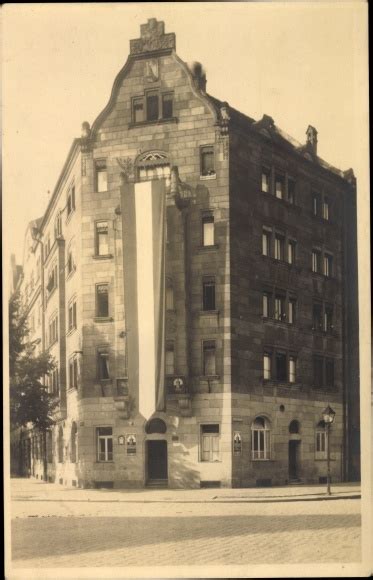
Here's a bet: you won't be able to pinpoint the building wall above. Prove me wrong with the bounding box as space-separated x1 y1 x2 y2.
16 19 359 489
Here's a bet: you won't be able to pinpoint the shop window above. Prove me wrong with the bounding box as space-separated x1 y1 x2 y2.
200 424 220 462
251 417 271 460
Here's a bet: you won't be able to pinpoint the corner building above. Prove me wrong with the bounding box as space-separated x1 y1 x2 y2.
17 19 360 488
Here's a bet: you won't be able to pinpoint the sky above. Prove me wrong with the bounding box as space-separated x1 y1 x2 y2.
2 2 369 268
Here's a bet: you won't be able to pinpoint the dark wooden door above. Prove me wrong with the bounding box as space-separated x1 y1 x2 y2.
289 440 298 480
147 440 168 481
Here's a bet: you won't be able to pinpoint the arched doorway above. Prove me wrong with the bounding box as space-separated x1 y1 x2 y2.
145 418 168 486
288 420 301 481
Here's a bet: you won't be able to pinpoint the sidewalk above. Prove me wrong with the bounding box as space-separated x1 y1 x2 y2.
11 477 361 504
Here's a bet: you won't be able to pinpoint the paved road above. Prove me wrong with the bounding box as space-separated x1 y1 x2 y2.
10 478 361 568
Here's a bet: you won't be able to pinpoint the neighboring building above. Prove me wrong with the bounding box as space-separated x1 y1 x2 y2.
14 19 360 488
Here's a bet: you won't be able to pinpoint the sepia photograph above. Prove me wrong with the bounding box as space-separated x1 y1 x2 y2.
2 2 371 578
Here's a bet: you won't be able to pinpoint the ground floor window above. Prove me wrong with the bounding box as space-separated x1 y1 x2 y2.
315 421 327 459
97 427 113 462
70 422 78 463
200 424 220 462
251 416 271 460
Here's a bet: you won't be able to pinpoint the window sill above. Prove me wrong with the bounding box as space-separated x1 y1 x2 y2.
198 244 219 251
200 173 216 181
262 256 295 267
263 380 300 387
92 254 113 260
251 458 273 462
200 460 222 463
128 117 178 129
95 461 115 464
200 309 220 316
94 317 114 323
200 375 220 380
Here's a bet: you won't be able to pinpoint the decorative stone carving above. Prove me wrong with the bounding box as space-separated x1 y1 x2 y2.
80 121 92 153
116 157 134 182
130 18 176 55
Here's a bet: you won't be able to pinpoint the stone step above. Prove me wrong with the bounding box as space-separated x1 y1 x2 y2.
146 479 168 488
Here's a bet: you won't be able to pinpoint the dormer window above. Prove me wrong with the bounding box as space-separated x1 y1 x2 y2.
132 91 175 124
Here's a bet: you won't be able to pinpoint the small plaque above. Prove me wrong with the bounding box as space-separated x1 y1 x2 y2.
126 434 136 455
118 435 125 445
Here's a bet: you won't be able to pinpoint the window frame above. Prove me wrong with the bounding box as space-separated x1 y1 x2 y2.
251 416 271 461
262 228 272 257
202 213 215 247
202 340 217 377
95 283 110 318
68 296 77 333
96 427 113 462
274 233 285 261
261 168 271 194
200 424 220 462
165 341 175 376
68 354 79 390
95 220 110 257
200 145 216 178
95 159 108 193
202 276 216 311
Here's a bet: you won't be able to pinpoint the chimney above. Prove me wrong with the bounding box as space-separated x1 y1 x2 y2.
187 61 207 92
306 125 318 155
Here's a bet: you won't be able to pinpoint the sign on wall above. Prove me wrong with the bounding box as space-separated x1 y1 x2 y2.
126 434 137 455
118 435 125 445
233 431 242 456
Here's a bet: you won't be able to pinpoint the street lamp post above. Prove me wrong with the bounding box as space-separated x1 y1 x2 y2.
322 405 336 496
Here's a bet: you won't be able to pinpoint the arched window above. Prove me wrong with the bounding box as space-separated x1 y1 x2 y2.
58 426 64 463
315 420 327 459
251 416 271 460
289 420 300 434
145 418 167 434
70 422 78 463
136 151 171 185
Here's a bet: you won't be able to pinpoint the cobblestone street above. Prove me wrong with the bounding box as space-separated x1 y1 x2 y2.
9 478 361 569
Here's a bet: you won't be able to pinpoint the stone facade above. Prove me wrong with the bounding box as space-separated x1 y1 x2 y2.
14 19 360 488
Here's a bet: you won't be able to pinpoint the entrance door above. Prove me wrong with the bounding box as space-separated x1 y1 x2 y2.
289 440 300 480
147 440 168 483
